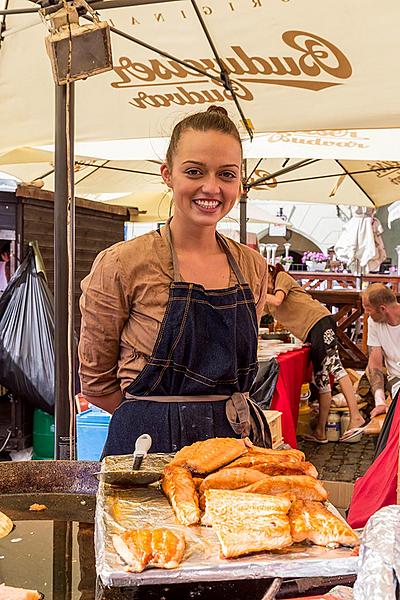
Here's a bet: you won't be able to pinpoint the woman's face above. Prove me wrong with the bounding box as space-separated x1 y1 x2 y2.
161 128 242 227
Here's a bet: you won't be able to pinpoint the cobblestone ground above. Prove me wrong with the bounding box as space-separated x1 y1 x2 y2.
298 436 376 482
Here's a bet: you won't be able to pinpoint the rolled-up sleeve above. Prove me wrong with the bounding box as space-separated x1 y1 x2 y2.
78 245 130 396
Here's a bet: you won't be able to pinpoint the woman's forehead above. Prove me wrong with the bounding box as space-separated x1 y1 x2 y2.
174 129 241 163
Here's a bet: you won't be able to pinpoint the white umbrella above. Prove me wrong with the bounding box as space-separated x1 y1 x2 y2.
243 158 400 208
1 0 400 154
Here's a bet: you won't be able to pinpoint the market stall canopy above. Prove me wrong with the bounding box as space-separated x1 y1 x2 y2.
2 149 400 208
0 147 163 194
81 186 291 224
1 0 400 154
244 158 400 208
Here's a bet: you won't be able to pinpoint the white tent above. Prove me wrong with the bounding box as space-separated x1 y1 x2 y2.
1 0 400 154
2 148 400 209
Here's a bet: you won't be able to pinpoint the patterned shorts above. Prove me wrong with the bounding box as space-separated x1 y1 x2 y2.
306 316 347 393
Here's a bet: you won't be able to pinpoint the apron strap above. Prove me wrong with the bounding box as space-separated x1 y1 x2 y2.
164 218 182 282
164 218 247 286
216 233 247 286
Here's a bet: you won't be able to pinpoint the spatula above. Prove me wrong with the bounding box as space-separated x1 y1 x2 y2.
95 434 162 486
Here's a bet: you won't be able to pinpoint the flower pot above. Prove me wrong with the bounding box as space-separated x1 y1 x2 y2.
305 260 314 271
314 262 326 271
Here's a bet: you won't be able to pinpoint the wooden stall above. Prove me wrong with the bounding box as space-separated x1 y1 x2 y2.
0 185 129 332
0 186 128 452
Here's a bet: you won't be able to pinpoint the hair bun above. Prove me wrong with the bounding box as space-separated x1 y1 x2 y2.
206 105 229 117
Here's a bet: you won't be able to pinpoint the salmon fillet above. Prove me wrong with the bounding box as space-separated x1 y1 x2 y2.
170 437 248 474
247 446 305 462
203 489 292 557
249 461 318 479
112 528 186 572
289 500 359 547
203 488 292 528
225 452 303 469
241 476 328 502
214 522 292 558
162 465 200 526
199 467 267 494
0 585 41 600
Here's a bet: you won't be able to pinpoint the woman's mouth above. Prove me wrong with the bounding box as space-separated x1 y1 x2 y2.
193 199 222 212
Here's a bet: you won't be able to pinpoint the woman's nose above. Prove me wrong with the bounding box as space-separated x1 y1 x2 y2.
201 175 220 194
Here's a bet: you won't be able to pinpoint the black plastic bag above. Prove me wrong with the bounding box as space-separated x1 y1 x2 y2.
250 358 280 410
0 246 54 412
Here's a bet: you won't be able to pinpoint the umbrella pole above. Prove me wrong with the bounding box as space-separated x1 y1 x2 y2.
54 82 75 459
239 190 248 245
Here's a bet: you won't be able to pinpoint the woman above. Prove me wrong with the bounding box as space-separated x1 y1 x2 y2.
78 106 271 455
264 264 365 443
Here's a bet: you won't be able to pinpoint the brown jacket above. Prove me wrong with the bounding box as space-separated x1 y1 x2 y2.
79 226 269 397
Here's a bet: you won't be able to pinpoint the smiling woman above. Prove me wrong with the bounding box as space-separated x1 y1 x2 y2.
78 106 272 456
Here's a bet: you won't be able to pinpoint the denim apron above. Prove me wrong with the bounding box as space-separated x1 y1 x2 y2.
102 222 271 456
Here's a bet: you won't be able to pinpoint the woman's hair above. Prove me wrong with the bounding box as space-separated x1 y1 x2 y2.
267 263 285 286
165 105 242 167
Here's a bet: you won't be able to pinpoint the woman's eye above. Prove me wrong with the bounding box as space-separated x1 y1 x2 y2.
220 171 237 179
185 168 202 176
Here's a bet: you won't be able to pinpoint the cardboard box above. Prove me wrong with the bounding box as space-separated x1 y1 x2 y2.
322 480 355 517
264 410 283 449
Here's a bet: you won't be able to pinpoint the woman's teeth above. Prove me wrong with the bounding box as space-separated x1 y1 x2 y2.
193 199 221 209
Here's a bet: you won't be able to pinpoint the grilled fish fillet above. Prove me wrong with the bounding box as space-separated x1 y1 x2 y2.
203 488 292 528
289 500 359 547
241 476 328 502
225 453 303 469
199 467 267 494
203 489 292 557
112 528 186 572
249 461 318 479
162 465 200 526
170 437 248 474
247 446 305 462
214 522 292 558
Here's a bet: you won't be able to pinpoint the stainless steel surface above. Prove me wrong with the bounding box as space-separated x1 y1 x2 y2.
95 470 161 486
0 460 99 495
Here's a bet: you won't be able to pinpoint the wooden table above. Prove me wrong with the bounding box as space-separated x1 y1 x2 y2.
309 290 367 369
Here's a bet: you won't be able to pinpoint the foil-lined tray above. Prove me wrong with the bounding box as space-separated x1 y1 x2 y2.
95 454 358 587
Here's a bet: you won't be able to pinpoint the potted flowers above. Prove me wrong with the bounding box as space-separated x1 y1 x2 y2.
302 251 328 271
280 255 294 271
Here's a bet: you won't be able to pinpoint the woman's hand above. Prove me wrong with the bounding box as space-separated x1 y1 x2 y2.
264 290 285 307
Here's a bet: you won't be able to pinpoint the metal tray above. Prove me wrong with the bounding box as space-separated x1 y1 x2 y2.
95 454 358 588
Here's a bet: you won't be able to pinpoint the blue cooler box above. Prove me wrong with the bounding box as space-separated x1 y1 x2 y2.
76 407 111 461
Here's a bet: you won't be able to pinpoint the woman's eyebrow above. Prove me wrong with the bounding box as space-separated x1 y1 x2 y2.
182 160 240 168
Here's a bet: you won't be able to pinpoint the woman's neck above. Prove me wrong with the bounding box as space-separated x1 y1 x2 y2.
169 215 220 255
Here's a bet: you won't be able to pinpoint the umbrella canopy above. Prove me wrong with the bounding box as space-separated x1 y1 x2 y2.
99 188 291 225
243 158 400 208
2 148 400 208
1 0 400 154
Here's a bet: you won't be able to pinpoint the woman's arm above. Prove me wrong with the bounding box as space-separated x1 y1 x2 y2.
264 290 285 307
81 390 122 415
78 247 130 403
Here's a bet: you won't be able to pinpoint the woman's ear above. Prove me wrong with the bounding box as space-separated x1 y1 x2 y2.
160 163 172 188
